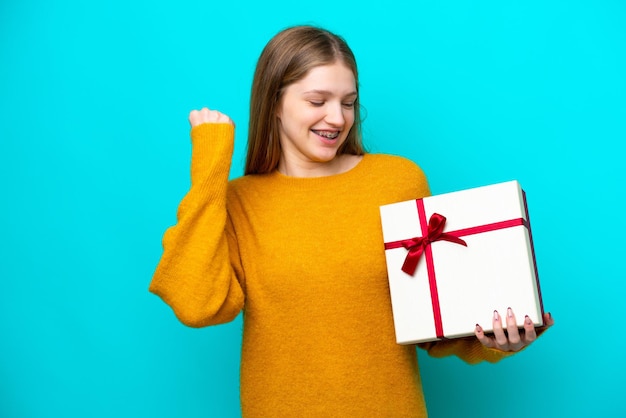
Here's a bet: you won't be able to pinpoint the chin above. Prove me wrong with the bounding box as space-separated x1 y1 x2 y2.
310 149 341 163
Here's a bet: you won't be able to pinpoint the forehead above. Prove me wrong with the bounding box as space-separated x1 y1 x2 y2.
291 62 356 94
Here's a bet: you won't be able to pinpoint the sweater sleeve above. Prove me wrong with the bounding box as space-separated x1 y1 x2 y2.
149 123 245 327
418 338 514 364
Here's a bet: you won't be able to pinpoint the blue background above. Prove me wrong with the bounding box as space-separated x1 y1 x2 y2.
1 1 624 417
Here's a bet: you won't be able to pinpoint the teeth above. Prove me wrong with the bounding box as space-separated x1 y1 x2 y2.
315 130 339 139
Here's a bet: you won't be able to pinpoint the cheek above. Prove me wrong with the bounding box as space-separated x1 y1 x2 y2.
345 109 356 128
280 108 303 132
300 108 325 129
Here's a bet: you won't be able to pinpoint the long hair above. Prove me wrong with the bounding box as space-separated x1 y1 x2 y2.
245 26 365 175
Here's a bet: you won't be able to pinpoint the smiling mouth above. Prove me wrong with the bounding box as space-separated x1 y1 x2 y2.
312 130 340 140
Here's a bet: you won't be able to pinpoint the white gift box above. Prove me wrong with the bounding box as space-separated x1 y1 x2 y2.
380 180 544 344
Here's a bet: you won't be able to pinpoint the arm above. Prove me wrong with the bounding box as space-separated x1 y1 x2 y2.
149 108 245 327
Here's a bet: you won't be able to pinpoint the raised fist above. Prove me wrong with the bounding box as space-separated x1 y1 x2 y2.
189 108 234 128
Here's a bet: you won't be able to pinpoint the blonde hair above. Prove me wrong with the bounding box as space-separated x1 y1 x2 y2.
245 25 365 175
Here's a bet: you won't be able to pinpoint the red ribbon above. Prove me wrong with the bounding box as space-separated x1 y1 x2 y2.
397 213 467 275
384 198 529 339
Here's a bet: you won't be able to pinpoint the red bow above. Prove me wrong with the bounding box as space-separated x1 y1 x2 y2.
400 213 467 275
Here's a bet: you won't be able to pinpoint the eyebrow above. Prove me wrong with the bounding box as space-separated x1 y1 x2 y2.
302 89 358 97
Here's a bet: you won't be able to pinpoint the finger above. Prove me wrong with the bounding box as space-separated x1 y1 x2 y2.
202 108 217 122
209 109 221 121
189 109 200 126
474 324 495 348
522 315 537 343
190 108 212 127
505 307 524 351
543 312 555 327
492 310 508 349
216 112 234 125
203 109 233 125
189 107 234 127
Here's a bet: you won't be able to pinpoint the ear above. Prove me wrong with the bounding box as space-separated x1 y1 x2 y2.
275 95 283 121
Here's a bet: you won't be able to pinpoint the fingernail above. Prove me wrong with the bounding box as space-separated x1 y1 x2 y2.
475 324 482 332
507 307 513 318
494 310 499 321
525 315 532 325
547 312 552 319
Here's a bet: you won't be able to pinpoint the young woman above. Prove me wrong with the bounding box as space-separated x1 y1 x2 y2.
150 25 553 417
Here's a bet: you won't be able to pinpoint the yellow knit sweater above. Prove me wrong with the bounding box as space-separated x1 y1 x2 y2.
150 123 511 417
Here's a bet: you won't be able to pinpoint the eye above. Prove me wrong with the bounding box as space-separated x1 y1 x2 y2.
342 102 355 109
309 101 324 107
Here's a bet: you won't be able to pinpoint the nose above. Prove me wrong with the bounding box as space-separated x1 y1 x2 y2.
324 102 345 126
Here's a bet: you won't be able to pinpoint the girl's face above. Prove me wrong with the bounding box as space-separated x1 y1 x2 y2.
276 62 357 176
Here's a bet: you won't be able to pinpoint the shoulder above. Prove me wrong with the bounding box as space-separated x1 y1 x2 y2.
363 153 431 200
226 175 259 219
227 173 276 203
227 174 258 197
365 153 427 179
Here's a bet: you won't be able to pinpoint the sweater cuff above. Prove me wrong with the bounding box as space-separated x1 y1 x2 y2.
475 344 516 363
189 123 235 186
